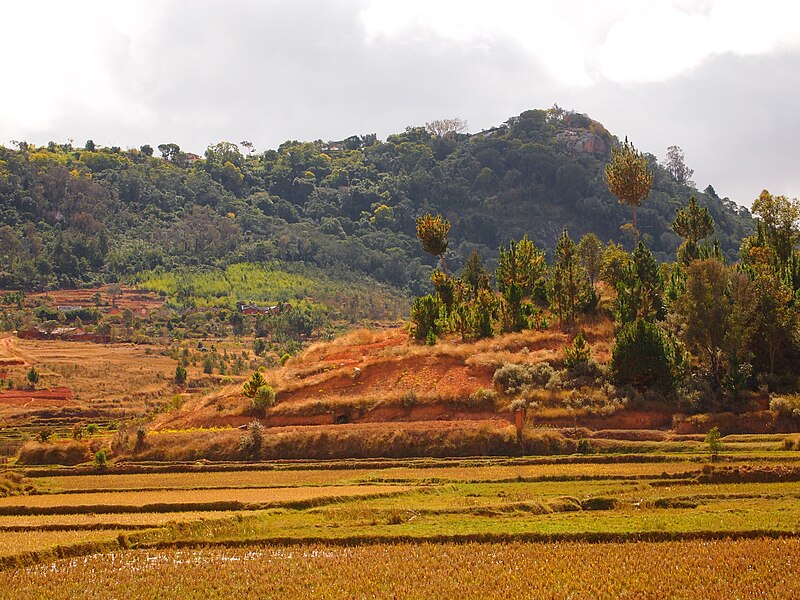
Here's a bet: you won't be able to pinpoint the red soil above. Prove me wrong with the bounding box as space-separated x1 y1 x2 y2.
0 387 74 408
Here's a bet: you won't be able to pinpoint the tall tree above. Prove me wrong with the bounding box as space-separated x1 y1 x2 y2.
751 189 800 268
577 233 604 290
416 213 451 271
672 196 715 264
548 229 587 329
605 137 654 242
664 145 695 186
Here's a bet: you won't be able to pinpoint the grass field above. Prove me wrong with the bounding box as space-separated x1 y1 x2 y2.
1 539 798 599
0 440 799 596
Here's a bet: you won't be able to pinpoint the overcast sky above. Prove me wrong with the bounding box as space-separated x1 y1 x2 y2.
2 0 800 207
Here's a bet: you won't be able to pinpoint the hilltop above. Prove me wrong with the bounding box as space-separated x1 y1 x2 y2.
0 108 752 312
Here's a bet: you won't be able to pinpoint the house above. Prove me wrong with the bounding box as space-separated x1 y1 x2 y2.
236 302 292 316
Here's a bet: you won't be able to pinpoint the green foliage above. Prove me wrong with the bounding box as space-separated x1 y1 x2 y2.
611 320 676 389
242 371 269 398
250 385 276 416
410 295 440 343
672 196 715 264
415 213 450 260
548 229 589 328
705 427 723 461
94 449 108 468
174 365 188 385
605 137 654 237
252 338 267 356
564 332 591 369
86 423 99 436
26 367 39 389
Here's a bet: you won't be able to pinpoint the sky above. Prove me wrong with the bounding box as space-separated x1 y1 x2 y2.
2 0 800 207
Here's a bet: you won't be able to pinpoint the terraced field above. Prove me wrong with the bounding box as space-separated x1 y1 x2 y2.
0 438 799 596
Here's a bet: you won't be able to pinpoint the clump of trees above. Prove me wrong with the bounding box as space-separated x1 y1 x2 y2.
409 141 800 415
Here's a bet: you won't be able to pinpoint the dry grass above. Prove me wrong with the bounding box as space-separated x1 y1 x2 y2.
3 538 799 598
0 485 407 513
0 529 123 557
0 511 248 530
36 469 375 492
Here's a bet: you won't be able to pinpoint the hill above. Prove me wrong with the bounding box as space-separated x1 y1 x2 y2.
0 108 753 310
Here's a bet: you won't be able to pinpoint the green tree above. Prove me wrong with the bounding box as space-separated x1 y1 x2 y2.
548 229 588 329
26 366 39 389
577 233 603 290
250 384 276 416
564 332 591 368
672 196 715 264
751 189 800 268
415 213 450 269
460 250 488 300
174 365 187 385
605 137 654 241
242 371 269 398
611 319 677 388
705 426 723 461
409 295 440 343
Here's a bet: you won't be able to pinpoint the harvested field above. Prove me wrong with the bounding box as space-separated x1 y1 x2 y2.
0 388 74 408
0 529 124 557
0 511 248 530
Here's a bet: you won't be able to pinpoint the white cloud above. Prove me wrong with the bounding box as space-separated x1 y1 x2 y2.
360 0 800 85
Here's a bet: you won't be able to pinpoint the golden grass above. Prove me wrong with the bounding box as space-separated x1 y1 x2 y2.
36 469 376 492
0 511 248 530
0 529 123 557
0 485 408 512
3 538 799 598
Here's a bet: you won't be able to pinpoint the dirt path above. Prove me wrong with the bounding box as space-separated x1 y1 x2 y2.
0 336 31 367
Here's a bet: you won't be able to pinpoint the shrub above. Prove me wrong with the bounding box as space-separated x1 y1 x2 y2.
17 441 90 466
493 363 532 395
468 388 497 408
252 338 267 356
769 394 800 420
250 385 276 416
86 423 99 436
26 367 40 389
564 332 590 368
280 353 291 366
174 364 187 385
705 426 723 461
94 448 108 468
242 371 269 397
409 294 440 343
611 319 676 388
529 362 556 386
239 421 264 458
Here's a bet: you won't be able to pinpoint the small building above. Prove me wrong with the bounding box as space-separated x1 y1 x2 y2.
236 301 291 316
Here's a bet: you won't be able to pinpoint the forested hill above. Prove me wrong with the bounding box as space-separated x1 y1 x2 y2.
0 108 753 294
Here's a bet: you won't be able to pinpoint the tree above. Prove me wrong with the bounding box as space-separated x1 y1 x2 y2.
751 189 800 268
242 371 269 398
577 233 604 290
674 259 757 389
157 143 181 162
664 145 694 186
548 229 587 328
26 367 40 389
425 117 467 137
415 213 450 269
605 137 654 241
611 319 676 388
139 144 154 157
705 426 723 461
460 250 488 300
495 235 546 298
174 365 187 385
250 384 276 416
750 265 797 375
672 196 715 264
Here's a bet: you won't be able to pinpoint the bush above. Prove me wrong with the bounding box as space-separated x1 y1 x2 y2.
564 332 590 368
174 365 187 385
86 423 99 436
242 371 268 397
26 367 39 389
250 385 276 416
94 448 108 468
239 421 264 458
493 363 532 395
769 394 800 420
611 319 676 388
17 441 90 466
468 388 497 408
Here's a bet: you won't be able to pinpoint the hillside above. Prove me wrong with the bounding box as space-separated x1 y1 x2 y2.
0 108 753 308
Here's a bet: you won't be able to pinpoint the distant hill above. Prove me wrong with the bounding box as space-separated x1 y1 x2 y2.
0 108 753 304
